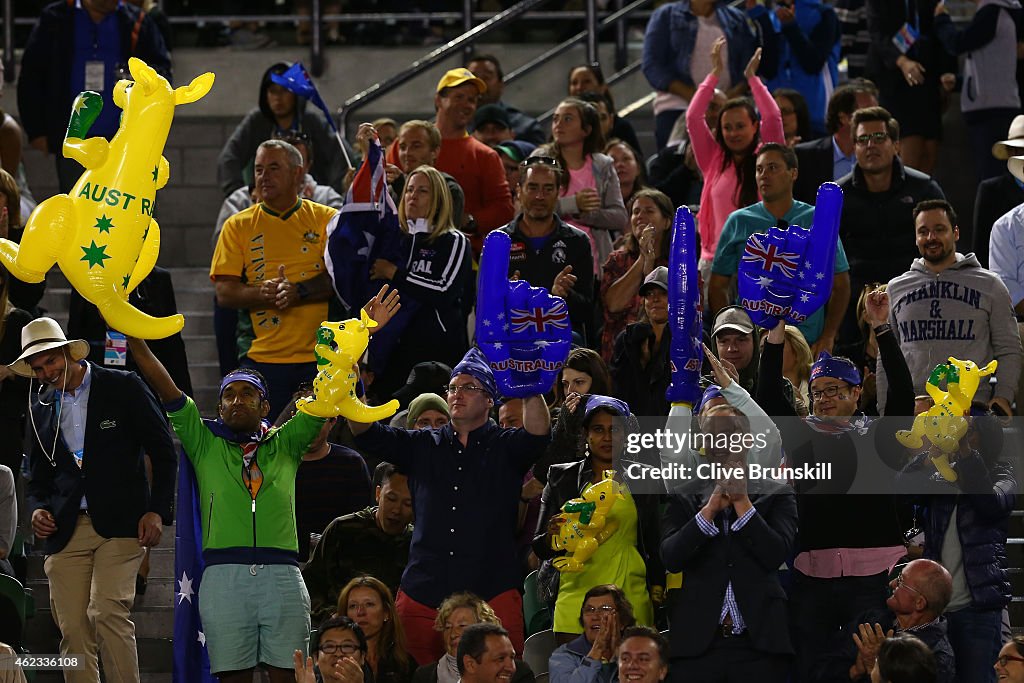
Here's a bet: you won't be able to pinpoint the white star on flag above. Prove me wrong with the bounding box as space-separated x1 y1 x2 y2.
800 293 810 303
493 342 502 349
503 324 510 332
198 631 207 647
482 319 491 327
177 571 195 605
815 272 825 280
497 313 505 320
757 276 772 288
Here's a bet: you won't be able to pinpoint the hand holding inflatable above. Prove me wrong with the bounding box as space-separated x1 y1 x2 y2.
296 311 400 421
738 182 843 329
896 357 997 481
666 206 704 407
476 230 572 398
0 58 214 339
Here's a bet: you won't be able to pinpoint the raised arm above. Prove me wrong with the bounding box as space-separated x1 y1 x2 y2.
125 336 184 403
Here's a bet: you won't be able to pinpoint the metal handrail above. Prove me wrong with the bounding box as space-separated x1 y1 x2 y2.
504 0 652 85
337 0 551 137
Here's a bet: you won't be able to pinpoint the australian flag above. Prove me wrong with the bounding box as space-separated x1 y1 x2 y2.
172 451 216 683
742 233 800 277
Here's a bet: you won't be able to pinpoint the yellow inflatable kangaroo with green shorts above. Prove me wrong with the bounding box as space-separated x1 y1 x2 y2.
0 58 214 339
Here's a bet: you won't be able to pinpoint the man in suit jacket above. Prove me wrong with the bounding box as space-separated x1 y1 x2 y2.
661 404 796 683
10 317 175 683
793 81 878 204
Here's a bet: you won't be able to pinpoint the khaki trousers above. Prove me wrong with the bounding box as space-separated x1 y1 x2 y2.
44 515 145 683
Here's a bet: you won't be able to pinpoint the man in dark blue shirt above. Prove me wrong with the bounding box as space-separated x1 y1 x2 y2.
349 347 550 665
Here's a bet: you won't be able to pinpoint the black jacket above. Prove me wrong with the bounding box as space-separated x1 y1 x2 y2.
533 459 665 592
793 135 836 204
661 478 797 657
974 173 1024 269
68 266 193 397
837 157 945 293
902 451 1015 611
500 215 595 341
25 363 177 554
17 1 171 153
610 322 671 417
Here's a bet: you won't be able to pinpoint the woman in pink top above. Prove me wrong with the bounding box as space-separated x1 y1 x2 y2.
544 97 628 276
687 38 784 287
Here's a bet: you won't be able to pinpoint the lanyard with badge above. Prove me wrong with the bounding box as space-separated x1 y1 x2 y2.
892 0 921 55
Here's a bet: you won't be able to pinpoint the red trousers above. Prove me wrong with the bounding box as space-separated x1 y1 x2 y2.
395 588 525 665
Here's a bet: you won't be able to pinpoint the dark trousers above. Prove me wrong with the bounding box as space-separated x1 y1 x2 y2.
966 108 1020 184
947 606 1003 683
669 636 790 683
655 109 685 151
789 569 891 683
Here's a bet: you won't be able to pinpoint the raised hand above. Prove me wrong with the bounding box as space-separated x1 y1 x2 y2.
665 206 704 407
701 342 733 390
476 230 572 398
364 284 401 332
737 182 842 329
711 38 726 80
744 47 763 80
864 289 890 327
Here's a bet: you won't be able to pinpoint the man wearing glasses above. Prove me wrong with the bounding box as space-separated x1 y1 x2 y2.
756 295 917 683
836 106 945 339
348 347 551 665
814 559 955 683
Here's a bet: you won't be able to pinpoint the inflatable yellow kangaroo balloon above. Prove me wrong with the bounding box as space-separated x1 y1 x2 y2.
552 470 624 573
896 357 997 482
0 58 214 339
296 311 400 422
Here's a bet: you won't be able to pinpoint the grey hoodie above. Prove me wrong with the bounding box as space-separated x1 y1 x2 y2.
876 253 1022 412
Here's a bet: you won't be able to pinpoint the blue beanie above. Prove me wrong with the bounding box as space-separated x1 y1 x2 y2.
451 347 499 399
583 395 631 420
810 351 862 386
696 385 724 413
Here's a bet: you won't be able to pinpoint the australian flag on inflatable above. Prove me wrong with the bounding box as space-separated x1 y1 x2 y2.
325 136 410 372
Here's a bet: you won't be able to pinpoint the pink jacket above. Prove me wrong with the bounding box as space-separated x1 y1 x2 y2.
687 73 785 260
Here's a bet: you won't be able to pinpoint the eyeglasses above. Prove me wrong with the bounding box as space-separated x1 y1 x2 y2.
894 572 927 604
810 384 848 401
319 642 360 655
582 605 616 615
446 384 488 396
854 131 890 146
997 655 1024 666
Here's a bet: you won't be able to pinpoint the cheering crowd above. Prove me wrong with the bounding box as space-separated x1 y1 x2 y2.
1 0 1024 682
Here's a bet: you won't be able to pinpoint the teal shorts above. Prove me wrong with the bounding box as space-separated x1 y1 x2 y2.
198 563 310 672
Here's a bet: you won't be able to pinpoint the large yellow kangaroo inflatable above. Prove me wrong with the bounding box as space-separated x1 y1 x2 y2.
0 58 214 339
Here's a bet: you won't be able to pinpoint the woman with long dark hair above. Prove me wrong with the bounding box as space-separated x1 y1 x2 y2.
338 576 416 683
599 190 672 362
542 97 628 274
687 39 784 293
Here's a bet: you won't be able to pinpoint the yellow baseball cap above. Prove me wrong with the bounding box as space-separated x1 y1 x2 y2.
436 68 486 94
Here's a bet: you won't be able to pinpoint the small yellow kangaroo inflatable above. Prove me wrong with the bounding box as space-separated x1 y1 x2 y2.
552 470 624 573
896 357 997 482
296 311 400 422
0 58 214 339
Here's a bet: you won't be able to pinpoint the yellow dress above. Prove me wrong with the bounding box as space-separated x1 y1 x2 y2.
551 485 654 633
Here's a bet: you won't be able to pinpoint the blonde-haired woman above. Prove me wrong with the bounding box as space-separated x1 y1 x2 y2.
367 164 473 399
412 592 534 683
338 576 417 683
782 325 812 407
